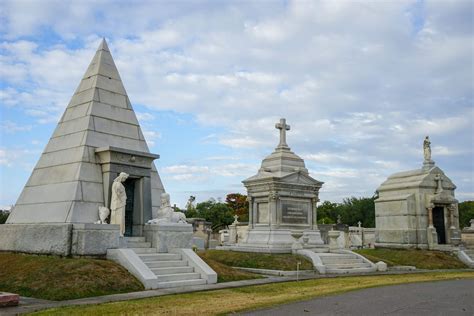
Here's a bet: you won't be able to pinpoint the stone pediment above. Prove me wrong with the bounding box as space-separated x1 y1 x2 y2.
279 171 323 186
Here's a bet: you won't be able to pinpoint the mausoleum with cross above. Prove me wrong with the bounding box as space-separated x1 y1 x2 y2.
222 118 325 252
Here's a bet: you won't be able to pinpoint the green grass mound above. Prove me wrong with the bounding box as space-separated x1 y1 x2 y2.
355 248 467 269
198 250 313 271
0 252 143 301
198 255 263 283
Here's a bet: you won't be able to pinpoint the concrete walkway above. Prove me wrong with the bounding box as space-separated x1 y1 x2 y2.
242 279 474 316
1 269 472 315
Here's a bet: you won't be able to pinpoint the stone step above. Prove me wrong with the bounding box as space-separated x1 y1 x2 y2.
323 263 372 269
124 236 146 242
321 258 363 264
145 260 188 268
126 241 152 248
156 272 201 282
157 278 207 289
131 248 157 254
326 266 376 274
151 266 194 275
318 254 357 259
139 253 182 262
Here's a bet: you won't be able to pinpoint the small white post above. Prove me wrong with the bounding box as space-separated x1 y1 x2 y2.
296 261 301 281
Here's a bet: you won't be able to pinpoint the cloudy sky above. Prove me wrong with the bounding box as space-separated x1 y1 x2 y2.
0 0 472 208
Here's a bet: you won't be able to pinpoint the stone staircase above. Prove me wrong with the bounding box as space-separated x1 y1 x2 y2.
107 237 212 289
463 249 474 259
317 252 376 274
458 248 474 268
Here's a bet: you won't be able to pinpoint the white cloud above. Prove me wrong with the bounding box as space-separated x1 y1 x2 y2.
0 0 472 206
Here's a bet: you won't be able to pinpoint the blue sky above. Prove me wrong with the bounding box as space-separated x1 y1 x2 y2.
0 0 473 208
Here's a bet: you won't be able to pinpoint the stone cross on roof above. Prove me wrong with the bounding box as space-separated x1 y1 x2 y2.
275 118 290 148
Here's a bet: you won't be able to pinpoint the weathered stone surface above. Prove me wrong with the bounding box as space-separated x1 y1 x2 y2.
93 116 139 139
89 102 139 125
0 224 72 255
144 223 193 253
71 223 120 255
61 102 90 122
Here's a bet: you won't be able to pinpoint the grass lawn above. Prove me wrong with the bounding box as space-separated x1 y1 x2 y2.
354 248 467 269
34 271 474 315
198 250 313 271
197 253 263 283
0 252 143 301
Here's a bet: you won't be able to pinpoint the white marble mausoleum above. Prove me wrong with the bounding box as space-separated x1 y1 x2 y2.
375 137 461 250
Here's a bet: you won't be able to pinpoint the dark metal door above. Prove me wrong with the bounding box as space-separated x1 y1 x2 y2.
432 206 446 244
124 179 135 237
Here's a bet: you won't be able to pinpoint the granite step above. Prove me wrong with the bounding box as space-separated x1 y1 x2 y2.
156 272 201 282
145 260 188 268
124 236 146 242
321 258 364 264
126 241 152 248
131 248 157 254
157 278 207 289
151 266 194 275
139 253 182 262
323 263 372 269
317 253 355 258
326 266 375 274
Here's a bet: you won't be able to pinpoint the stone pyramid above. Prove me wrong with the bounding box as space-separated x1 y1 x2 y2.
8 39 164 224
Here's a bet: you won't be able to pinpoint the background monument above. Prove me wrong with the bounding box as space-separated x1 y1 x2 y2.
0 39 165 256
375 136 461 250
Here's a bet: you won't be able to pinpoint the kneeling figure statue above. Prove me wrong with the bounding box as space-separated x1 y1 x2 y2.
147 193 187 224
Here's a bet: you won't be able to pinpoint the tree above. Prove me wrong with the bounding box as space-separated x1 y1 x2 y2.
317 197 375 227
225 193 249 222
0 210 9 224
189 199 234 232
317 201 339 224
459 201 474 229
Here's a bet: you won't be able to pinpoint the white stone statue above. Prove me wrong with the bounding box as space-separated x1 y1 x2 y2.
95 206 110 224
423 136 431 161
110 172 129 236
185 195 196 211
147 193 187 224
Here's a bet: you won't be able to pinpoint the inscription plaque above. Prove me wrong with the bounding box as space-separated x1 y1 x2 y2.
281 201 309 224
257 202 269 223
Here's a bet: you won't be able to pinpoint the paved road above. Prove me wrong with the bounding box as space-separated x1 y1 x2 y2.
241 279 474 316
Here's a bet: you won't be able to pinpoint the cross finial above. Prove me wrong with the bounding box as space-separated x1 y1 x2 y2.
275 118 290 148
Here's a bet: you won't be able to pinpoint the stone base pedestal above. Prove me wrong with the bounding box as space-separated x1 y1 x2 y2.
144 223 193 253
0 223 120 256
218 228 325 253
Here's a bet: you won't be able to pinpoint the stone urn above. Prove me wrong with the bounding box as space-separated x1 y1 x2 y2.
328 230 341 252
291 231 304 253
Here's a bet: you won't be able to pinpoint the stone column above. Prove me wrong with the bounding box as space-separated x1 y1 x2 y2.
427 206 434 228
426 204 437 249
311 197 318 230
269 191 279 229
449 205 456 229
247 195 254 228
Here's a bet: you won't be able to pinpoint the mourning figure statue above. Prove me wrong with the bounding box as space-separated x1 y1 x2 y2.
110 172 129 235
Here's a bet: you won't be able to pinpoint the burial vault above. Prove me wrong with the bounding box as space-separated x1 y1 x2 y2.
0 39 165 256
375 136 461 250
221 118 325 253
